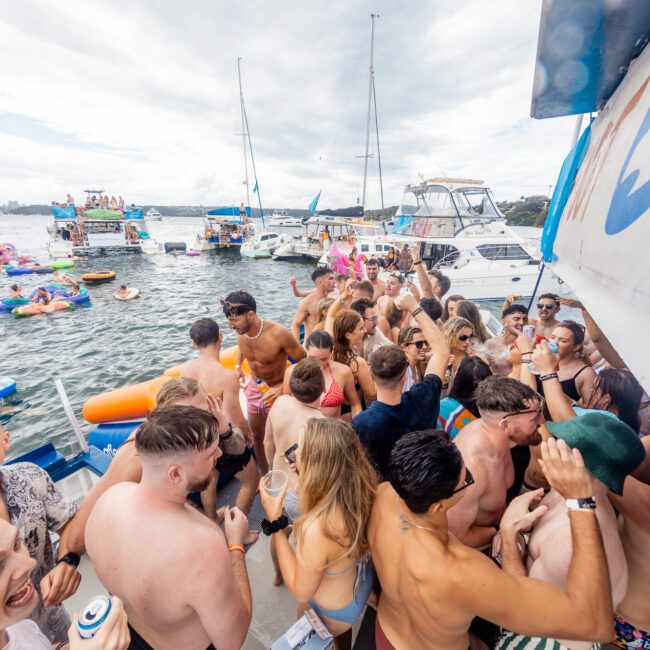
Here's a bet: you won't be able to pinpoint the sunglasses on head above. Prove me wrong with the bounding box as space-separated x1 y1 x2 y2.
220 299 250 317
537 303 558 310
451 467 475 495
458 334 472 341
407 340 430 349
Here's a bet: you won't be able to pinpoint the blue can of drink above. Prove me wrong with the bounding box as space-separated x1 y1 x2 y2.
77 595 112 639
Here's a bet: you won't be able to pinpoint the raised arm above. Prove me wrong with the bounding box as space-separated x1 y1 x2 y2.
532 343 576 421
467 440 612 643
410 247 433 297
324 278 355 335
289 277 311 299
395 292 449 380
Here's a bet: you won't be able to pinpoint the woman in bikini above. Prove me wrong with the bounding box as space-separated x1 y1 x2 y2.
259 418 378 649
326 310 377 414
283 331 361 419
397 326 430 393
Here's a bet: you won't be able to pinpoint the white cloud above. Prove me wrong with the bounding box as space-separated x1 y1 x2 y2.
0 0 576 208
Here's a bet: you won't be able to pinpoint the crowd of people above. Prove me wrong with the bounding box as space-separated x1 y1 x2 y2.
2 249 649 650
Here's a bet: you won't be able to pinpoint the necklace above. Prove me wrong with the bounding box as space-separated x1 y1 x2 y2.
396 495 437 533
244 318 264 341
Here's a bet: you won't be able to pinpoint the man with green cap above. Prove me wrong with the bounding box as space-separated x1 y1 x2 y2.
496 412 645 650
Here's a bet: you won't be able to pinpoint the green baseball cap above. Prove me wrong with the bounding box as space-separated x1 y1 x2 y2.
546 412 645 495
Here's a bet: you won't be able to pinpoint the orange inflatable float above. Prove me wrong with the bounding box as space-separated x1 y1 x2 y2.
82 345 251 423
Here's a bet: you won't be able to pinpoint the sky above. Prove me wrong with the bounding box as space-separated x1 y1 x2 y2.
0 0 578 210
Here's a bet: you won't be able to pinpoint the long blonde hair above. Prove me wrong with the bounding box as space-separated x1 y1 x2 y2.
295 418 377 561
444 316 473 351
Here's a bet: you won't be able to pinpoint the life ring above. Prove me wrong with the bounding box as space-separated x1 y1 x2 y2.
114 288 139 301
0 377 17 398
0 244 16 257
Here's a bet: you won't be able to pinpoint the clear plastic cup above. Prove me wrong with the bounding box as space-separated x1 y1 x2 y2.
262 470 288 496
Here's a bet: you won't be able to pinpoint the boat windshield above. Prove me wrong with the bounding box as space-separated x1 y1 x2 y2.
453 188 502 219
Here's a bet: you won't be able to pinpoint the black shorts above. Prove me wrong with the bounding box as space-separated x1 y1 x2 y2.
128 624 215 650
216 447 252 476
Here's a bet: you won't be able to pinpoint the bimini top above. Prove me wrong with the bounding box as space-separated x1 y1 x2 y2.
51 207 144 220
207 206 251 218
532 0 650 119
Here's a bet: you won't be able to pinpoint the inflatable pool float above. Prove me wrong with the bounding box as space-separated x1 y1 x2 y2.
82 346 250 423
82 270 116 284
51 259 75 269
33 266 55 274
12 301 74 317
114 288 139 301
0 377 17 398
29 286 90 306
185 251 201 257
5 265 54 276
0 297 29 314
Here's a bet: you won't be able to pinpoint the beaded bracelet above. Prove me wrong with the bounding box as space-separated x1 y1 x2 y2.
540 373 559 382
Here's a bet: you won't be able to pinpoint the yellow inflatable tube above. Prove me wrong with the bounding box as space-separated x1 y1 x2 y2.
82 345 251 424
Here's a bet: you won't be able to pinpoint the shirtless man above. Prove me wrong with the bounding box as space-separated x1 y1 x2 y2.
493 303 529 375
291 267 335 341
264 357 325 585
223 290 306 475
496 413 644 650
609 467 650 647
86 405 252 650
64 378 246 552
504 293 561 340
369 430 614 650
364 258 386 301
178 318 258 516
376 272 403 316
448 376 542 547
8 284 22 299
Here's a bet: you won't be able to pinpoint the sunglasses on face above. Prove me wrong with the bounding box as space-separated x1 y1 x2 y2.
220 299 250 317
451 467 475 495
407 340 430 349
457 334 472 341
536 303 558 310
501 396 545 419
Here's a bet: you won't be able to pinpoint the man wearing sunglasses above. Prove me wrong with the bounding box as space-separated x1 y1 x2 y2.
368 430 614 650
531 293 561 340
448 376 543 549
222 290 305 475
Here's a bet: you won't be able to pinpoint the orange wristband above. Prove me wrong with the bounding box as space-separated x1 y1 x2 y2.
228 544 245 554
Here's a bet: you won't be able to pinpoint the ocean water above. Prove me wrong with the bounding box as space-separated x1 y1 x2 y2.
1 214 317 458
1 214 548 459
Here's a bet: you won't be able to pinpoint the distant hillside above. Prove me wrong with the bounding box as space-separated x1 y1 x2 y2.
497 195 549 227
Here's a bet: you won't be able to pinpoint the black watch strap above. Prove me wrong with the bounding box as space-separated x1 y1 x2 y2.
219 423 233 440
56 552 81 568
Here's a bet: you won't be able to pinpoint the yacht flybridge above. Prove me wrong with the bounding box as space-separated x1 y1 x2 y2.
357 178 561 300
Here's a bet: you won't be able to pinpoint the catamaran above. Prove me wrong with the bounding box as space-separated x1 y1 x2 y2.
47 190 161 257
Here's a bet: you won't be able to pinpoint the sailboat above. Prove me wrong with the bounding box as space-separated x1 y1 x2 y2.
273 14 385 262
534 0 650 391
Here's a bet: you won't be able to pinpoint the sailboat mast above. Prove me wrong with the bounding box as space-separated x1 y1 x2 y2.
361 13 377 210
237 57 251 208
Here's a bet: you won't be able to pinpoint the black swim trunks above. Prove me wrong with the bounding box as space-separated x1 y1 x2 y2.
216 446 252 476
128 623 216 650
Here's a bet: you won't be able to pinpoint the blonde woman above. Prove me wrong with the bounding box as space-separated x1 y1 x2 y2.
259 418 377 649
443 316 474 389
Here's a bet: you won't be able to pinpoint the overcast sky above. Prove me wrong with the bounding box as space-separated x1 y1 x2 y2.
0 0 577 209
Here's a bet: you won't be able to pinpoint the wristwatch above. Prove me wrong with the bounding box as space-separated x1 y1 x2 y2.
56 552 81 568
219 423 234 439
565 497 597 511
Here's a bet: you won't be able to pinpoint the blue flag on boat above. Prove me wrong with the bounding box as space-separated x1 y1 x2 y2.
252 181 258 194
308 190 321 214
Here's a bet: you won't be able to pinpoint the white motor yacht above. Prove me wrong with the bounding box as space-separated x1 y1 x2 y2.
267 209 304 228
240 230 289 259
145 207 162 220
356 178 561 301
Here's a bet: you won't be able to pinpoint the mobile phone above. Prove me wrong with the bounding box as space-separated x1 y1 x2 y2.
284 443 298 464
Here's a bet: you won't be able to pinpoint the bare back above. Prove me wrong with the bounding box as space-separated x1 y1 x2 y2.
527 489 627 650
266 396 323 492
86 483 233 650
369 484 486 650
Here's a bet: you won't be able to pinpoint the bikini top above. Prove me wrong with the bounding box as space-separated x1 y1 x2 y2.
321 364 346 408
